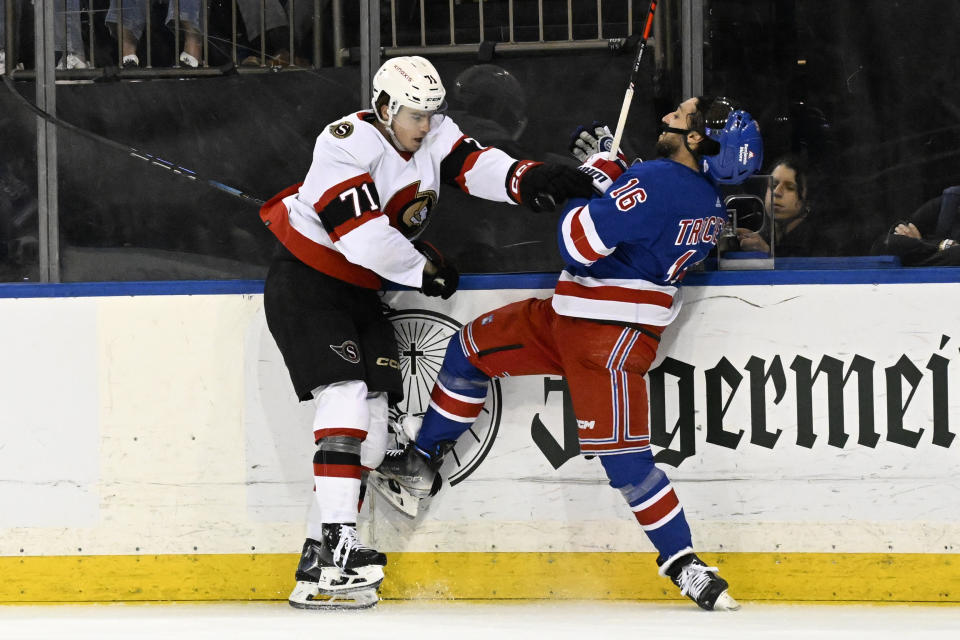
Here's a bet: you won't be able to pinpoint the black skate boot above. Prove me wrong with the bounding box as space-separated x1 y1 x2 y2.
369 441 451 517
657 549 740 611
288 524 387 610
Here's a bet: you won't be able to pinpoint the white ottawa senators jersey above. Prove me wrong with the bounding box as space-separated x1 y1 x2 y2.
260 111 525 289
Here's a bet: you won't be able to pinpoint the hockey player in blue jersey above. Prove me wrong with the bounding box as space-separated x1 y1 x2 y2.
373 96 763 611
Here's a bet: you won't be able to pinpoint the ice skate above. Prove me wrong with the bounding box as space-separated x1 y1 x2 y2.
658 549 740 611
288 524 387 610
369 414 447 517
369 439 448 518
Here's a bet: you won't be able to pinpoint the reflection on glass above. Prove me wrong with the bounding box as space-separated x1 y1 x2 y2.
717 175 774 270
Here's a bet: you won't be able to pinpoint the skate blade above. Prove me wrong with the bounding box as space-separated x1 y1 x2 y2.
712 591 741 611
369 471 420 518
288 582 379 610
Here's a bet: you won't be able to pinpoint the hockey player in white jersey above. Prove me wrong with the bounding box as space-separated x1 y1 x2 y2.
259 55 593 610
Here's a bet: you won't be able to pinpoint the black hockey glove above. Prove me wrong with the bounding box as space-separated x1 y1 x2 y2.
421 265 459 299
415 240 460 300
511 160 594 213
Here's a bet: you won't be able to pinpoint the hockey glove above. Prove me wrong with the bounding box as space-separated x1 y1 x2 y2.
415 240 459 300
578 152 628 195
511 160 594 213
569 121 614 162
422 265 459 299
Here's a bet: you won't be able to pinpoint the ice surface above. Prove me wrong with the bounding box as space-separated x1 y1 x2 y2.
0 600 957 640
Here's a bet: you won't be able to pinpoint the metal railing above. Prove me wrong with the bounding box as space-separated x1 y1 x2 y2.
350 0 665 108
2 0 331 79
2 1 663 77
372 0 647 61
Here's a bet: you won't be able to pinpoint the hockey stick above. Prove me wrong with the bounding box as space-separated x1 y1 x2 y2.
1 75 266 207
606 0 659 161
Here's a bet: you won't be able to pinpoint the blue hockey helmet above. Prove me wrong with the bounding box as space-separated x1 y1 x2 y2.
703 110 764 185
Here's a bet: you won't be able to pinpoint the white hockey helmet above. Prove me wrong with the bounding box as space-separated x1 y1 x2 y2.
371 56 446 125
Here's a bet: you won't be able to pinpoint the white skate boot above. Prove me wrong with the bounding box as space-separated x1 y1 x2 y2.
658 548 740 611
288 524 387 610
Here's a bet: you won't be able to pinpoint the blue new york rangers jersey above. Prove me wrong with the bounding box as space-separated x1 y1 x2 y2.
554 158 726 326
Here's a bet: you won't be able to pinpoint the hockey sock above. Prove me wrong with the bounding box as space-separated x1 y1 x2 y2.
309 381 371 521
313 435 363 523
305 495 323 541
600 451 693 559
416 332 490 456
358 471 368 512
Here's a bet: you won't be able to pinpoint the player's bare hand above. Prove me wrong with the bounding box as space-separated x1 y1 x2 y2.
893 222 921 239
736 228 771 253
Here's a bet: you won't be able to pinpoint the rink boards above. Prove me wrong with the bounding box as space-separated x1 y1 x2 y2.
1 274 959 602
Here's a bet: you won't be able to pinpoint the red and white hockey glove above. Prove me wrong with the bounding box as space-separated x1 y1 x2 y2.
577 151 628 195
570 122 613 162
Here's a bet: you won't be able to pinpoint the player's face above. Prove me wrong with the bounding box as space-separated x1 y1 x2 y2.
656 98 699 157
391 106 434 152
766 163 805 223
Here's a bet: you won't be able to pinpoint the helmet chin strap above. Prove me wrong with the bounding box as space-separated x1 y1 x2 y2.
659 123 700 157
375 104 415 153
385 122 413 153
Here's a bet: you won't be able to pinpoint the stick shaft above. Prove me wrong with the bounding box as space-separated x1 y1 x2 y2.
2 75 266 207
606 0 659 161
607 87 635 161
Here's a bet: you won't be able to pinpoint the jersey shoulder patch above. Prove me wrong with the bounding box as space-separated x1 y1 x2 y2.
318 114 387 168
328 120 354 139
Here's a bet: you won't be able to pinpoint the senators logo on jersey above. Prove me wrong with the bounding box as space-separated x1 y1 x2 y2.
330 340 361 363
329 121 354 139
384 181 438 237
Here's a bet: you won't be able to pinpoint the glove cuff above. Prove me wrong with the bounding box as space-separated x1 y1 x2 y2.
413 239 445 266
507 159 543 204
578 153 627 195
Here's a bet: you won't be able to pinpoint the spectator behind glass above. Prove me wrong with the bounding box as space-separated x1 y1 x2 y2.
234 0 315 67
106 0 203 68
737 154 839 257
871 186 960 266
55 0 90 69
1 0 89 71
1 0 25 74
